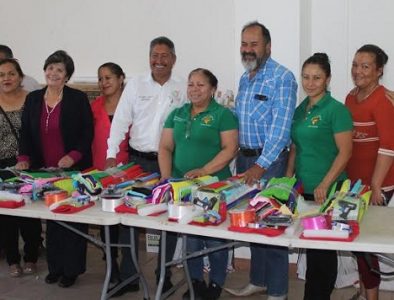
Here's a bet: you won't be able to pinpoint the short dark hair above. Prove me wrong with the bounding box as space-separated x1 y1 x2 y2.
356 44 389 69
188 68 218 89
43 50 75 79
242 21 271 44
0 58 24 78
150 36 176 56
0 45 13 58
302 53 331 77
98 62 125 79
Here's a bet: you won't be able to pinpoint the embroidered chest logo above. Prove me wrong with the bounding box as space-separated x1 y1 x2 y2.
311 115 321 125
139 95 153 101
169 90 181 105
201 115 214 126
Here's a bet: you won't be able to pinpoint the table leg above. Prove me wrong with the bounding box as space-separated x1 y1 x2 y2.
155 230 167 300
55 221 113 300
129 227 150 299
182 234 194 300
101 225 112 300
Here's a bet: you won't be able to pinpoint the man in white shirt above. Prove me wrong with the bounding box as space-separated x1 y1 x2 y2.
0 45 41 92
106 36 186 297
106 38 186 170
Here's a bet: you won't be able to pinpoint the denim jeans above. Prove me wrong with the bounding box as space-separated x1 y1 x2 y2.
236 150 289 296
187 235 228 287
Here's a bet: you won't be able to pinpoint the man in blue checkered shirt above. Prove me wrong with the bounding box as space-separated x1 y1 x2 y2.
225 21 297 300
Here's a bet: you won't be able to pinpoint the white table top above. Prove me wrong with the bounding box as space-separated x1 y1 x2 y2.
289 206 394 253
0 200 119 225
2 201 393 253
121 213 292 247
121 206 394 254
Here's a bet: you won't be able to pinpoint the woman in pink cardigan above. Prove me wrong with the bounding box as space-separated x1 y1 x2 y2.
91 62 129 170
91 62 129 284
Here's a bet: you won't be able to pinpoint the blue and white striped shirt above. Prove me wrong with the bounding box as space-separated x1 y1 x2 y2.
235 57 297 169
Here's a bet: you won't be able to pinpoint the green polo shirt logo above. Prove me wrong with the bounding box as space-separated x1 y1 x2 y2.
201 115 214 126
163 99 238 181
291 92 353 194
311 115 321 126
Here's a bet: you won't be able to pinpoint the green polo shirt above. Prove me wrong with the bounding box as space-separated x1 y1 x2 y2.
291 92 353 194
164 99 238 180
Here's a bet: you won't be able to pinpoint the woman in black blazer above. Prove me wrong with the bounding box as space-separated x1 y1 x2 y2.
16 50 94 288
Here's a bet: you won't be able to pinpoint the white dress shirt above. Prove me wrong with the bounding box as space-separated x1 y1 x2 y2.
107 73 186 158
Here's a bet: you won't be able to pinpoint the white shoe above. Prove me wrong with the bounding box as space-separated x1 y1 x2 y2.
267 295 287 300
224 283 266 296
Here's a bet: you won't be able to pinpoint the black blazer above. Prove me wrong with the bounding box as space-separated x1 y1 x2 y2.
19 85 94 170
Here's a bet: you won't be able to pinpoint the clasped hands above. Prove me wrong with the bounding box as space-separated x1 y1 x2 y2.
15 155 75 170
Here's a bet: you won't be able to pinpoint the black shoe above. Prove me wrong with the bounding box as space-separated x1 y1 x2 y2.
58 276 77 288
203 281 222 300
109 282 140 298
182 280 207 300
45 273 61 284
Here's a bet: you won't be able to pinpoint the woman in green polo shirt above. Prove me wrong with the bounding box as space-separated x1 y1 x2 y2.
285 53 353 300
158 68 238 300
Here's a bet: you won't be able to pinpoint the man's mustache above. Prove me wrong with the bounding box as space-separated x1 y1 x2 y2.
242 52 257 59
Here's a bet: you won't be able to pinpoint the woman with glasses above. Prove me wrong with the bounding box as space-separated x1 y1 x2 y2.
158 68 238 300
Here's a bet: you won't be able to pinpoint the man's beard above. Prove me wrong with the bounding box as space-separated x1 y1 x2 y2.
241 52 264 72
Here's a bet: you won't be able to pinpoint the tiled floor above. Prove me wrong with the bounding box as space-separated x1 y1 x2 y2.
1 232 394 300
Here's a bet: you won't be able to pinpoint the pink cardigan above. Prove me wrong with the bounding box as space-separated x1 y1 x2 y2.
91 96 129 170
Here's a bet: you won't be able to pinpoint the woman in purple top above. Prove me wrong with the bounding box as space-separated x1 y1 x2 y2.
16 50 93 288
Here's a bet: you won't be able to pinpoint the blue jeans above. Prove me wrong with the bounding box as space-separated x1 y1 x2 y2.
236 150 289 297
187 235 228 287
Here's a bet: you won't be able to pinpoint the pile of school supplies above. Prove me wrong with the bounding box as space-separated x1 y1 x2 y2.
227 177 302 236
300 179 370 241
165 176 219 224
0 162 160 214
